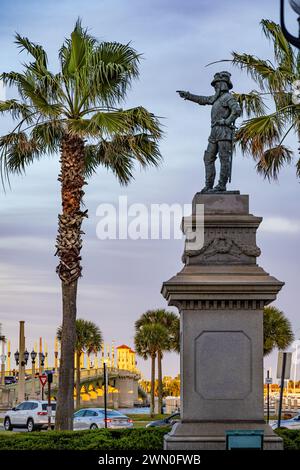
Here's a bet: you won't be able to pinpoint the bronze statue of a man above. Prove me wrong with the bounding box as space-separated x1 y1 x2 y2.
178 71 241 192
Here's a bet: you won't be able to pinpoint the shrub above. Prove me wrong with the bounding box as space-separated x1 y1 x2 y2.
275 428 300 450
0 427 169 450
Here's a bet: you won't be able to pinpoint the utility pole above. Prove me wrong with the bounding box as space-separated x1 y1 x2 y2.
47 372 53 431
278 352 287 429
267 370 270 424
104 362 108 428
18 321 26 402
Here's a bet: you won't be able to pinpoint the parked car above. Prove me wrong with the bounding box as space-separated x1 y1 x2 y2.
4 400 56 432
146 412 180 428
73 408 133 430
271 414 300 430
4 376 17 385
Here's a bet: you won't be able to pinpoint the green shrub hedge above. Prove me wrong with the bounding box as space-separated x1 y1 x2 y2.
275 428 300 450
0 427 169 450
0 427 298 450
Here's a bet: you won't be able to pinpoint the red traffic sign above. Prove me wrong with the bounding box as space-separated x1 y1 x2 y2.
39 374 47 387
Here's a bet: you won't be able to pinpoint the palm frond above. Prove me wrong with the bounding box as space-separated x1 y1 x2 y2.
233 91 266 118
256 145 293 180
296 158 300 177
84 133 161 184
84 141 134 184
15 33 48 67
0 99 34 122
31 120 64 153
261 19 295 72
1 71 62 117
79 42 141 109
236 113 284 157
0 132 44 176
124 107 162 138
68 20 88 75
231 52 289 92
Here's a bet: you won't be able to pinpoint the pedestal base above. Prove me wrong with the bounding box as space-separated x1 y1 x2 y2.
164 421 283 450
162 193 284 452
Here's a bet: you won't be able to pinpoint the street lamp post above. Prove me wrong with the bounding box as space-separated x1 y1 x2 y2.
17 321 26 402
280 0 300 48
31 350 37 398
0 335 6 385
39 352 45 373
38 352 45 399
0 354 6 386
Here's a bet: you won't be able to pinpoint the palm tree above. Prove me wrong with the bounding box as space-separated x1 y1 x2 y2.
263 306 294 356
135 309 179 414
134 323 168 417
0 21 161 429
57 318 102 409
219 19 300 179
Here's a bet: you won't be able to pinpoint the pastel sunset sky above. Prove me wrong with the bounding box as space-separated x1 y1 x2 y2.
0 0 299 379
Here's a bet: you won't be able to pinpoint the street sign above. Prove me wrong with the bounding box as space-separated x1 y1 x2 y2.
47 372 53 384
265 377 273 384
39 374 47 387
276 352 292 379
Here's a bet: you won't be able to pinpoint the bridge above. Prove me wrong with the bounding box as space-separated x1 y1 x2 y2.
0 366 148 409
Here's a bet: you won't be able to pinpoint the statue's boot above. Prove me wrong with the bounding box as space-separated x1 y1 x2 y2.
213 144 230 192
200 185 213 193
211 183 226 192
201 150 216 193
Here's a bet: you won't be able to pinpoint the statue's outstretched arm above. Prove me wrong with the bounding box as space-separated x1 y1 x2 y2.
177 90 214 105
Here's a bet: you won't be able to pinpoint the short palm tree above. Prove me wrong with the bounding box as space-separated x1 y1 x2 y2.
57 318 102 409
134 323 169 417
135 309 179 414
221 19 300 179
0 21 161 429
263 306 294 356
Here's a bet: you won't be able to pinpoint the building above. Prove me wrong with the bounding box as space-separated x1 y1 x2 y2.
117 345 136 372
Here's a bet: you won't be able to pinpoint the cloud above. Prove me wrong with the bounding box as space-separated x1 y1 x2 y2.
261 217 300 234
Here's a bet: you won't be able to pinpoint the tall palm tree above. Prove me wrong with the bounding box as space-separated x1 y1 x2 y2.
134 323 168 417
219 19 300 179
57 318 102 409
263 306 294 356
0 21 161 429
135 309 179 414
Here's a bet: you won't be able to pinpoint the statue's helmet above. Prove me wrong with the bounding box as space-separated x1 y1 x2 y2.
211 71 233 90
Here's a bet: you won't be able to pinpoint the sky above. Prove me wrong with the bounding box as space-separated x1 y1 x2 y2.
0 0 299 380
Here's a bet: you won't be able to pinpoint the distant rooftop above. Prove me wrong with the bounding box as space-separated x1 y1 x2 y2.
117 344 135 353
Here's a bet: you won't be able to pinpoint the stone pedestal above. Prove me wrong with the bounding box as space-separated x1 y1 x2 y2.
161 193 284 450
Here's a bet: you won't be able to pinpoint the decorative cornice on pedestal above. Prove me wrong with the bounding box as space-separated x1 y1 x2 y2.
161 265 284 310
176 299 265 310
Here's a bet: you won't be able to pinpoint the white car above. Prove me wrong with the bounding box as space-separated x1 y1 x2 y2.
73 408 133 430
271 414 300 430
4 400 56 432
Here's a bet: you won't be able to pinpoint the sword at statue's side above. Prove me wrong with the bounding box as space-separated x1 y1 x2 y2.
229 125 238 184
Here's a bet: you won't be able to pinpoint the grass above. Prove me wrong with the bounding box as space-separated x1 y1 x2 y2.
127 413 170 428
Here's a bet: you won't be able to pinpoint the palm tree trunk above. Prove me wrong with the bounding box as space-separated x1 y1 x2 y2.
157 350 163 414
150 353 156 417
55 133 86 431
76 350 81 409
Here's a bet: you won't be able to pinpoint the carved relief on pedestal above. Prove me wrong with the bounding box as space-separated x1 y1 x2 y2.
183 235 261 265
